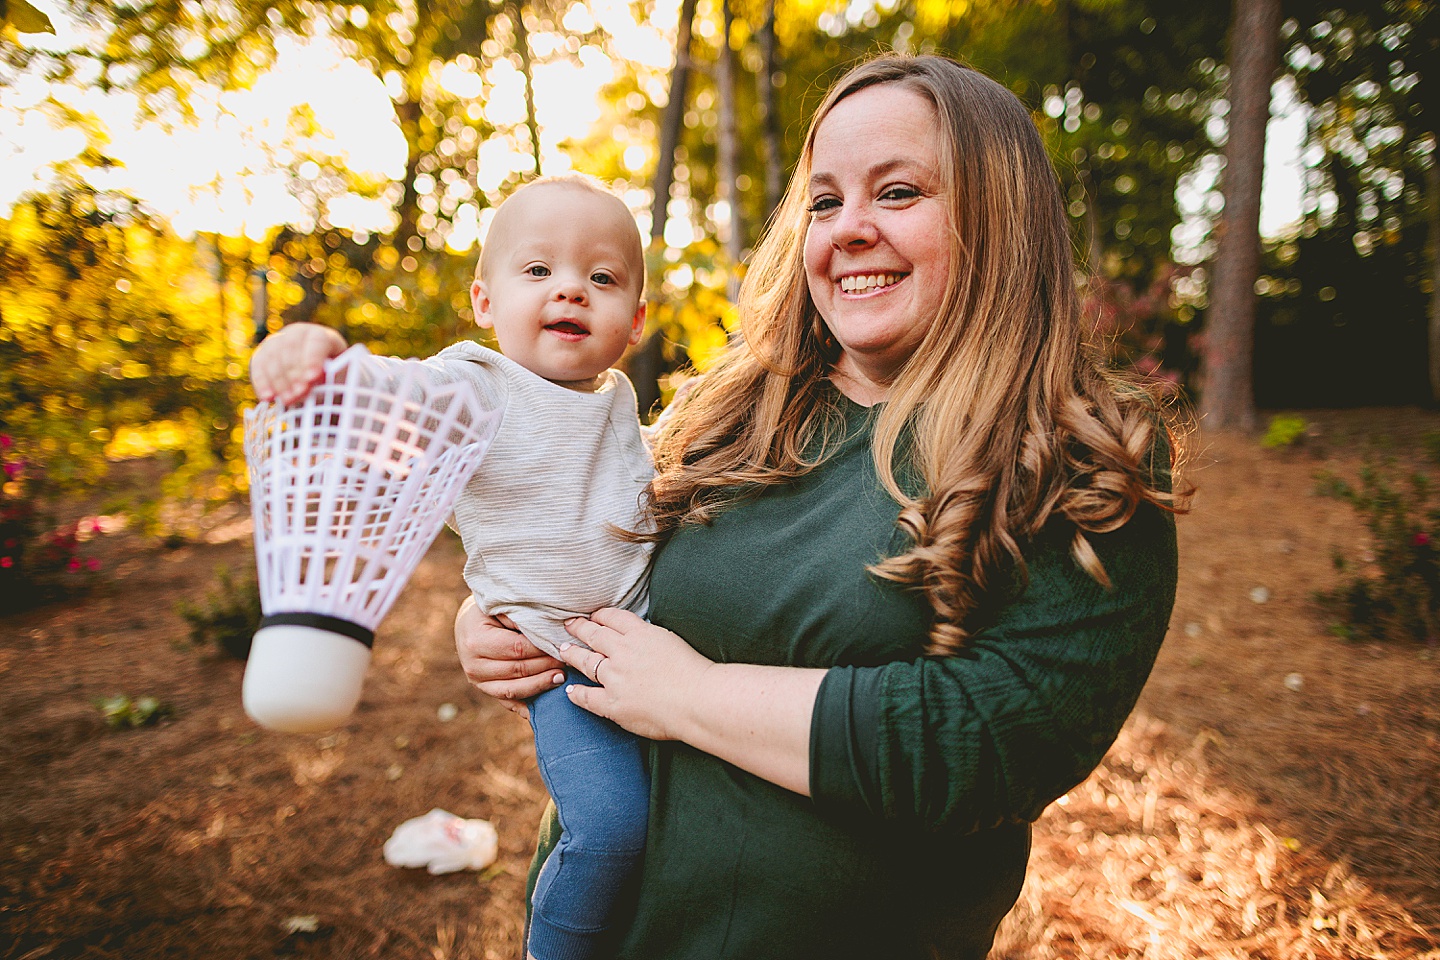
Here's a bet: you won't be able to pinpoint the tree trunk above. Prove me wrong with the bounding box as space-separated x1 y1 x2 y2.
716 0 743 300
1428 161 1440 403
629 0 699 419
394 96 424 254
211 233 229 354
509 0 543 177
756 0 782 219
250 265 270 345
1201 0 1281 432
649 0 699 251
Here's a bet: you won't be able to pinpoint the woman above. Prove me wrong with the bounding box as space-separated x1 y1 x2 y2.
457 53 1184 959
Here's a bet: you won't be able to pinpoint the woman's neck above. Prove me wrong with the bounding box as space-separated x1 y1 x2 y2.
829 362 891 407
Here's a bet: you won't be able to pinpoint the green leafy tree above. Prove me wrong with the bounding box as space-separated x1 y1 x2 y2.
1271 1 1440 406
575 0 1230 393
0 183 247 516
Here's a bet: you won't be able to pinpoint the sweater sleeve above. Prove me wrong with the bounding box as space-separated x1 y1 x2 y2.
810 499 1177 834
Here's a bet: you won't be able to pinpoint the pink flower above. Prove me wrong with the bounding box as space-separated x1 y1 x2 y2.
0 435 10 449
67 558 81 572
0 556 11 568
90 519 104 534
86 558 100 571
1415 533 1432 547
3 462 18 479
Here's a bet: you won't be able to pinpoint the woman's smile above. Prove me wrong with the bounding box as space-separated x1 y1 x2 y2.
838 272 907 295
803 83 951 396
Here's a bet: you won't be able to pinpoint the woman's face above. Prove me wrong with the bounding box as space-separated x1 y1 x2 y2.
803 83 952 402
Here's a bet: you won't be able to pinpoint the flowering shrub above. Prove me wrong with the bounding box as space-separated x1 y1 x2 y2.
1079 265 1196 395
0 435 99 613
1316 462 1439 644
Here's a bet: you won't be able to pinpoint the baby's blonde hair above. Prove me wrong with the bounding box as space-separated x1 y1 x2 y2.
476 175 646 295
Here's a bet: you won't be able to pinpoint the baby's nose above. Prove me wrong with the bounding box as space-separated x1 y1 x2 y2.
554 278 587 303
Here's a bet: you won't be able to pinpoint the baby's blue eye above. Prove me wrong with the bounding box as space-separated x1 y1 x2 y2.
527 265 551 277
592 272 615 285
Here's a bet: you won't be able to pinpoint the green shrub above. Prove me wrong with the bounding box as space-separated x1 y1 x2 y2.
177 566 261 659
96 694 172 729
1262 414 1309 449
1 435 100 612
1315 462 1439 643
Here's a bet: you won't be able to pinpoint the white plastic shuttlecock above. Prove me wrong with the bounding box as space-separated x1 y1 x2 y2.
243 344 502 733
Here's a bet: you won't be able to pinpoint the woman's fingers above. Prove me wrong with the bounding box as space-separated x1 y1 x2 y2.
454 597 563 707
587 607 647 631
472 669 564 705
555 640 608 684
463 652 564 685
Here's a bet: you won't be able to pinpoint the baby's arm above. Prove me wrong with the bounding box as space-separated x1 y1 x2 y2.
250 322 348 404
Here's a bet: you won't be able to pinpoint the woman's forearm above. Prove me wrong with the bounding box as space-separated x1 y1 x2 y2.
673 662 827 796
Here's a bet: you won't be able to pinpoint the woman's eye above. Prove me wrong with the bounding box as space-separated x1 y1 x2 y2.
880 185 920 202
526 265 551 278
591 272 614 286
807 197 841 215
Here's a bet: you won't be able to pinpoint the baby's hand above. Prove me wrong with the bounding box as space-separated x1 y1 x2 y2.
250 323 348 405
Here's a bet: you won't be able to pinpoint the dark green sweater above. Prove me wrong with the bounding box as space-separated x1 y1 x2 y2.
530 397 1178 959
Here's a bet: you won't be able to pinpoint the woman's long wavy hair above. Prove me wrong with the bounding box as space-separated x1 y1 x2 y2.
640 54 1187 656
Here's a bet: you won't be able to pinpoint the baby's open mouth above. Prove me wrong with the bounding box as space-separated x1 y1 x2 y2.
545 321 588 336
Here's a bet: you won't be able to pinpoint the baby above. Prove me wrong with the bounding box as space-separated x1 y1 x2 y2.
251 175 653 960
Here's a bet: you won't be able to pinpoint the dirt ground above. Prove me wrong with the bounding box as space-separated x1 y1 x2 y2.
2 409 1439 960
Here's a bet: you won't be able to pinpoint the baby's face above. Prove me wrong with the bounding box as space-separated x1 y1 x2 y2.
472 185 646 389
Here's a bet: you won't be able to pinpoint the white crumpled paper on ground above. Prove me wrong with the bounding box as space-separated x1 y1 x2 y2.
382 808 500 875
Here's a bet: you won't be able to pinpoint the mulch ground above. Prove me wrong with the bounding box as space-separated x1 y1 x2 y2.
2 409 1438 960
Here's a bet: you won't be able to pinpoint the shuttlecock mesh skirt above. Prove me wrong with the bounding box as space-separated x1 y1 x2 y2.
243 345 501 731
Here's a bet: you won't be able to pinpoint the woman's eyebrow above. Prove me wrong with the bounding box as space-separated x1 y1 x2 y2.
808 158 933 190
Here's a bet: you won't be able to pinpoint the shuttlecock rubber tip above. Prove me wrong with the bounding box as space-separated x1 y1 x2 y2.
242 623 372 733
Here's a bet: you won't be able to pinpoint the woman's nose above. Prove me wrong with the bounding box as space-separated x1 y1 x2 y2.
830 202 877 248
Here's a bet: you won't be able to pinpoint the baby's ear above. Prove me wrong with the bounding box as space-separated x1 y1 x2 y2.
470 278 493 329
628 300 647 345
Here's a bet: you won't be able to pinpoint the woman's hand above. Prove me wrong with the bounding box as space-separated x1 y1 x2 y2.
250 322 348 405
454 595 564 717
558 608 714 741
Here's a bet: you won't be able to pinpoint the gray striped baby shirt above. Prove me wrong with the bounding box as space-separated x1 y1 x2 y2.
376 341 654 657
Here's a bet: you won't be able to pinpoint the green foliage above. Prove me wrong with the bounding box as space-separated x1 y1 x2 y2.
46 0 504 282
0 187 250 523
1261 414 1309 449
176 567 262 660
95 693 173 730
1253 220 1431 407
1315 463 1440 644
0 435 100 613
2 0 54 35
1261 4 1440 405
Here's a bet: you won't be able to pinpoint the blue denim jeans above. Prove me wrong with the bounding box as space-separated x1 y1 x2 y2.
526 668 648 960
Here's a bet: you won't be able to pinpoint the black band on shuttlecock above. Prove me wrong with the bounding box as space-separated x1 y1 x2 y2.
259 613 376 649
